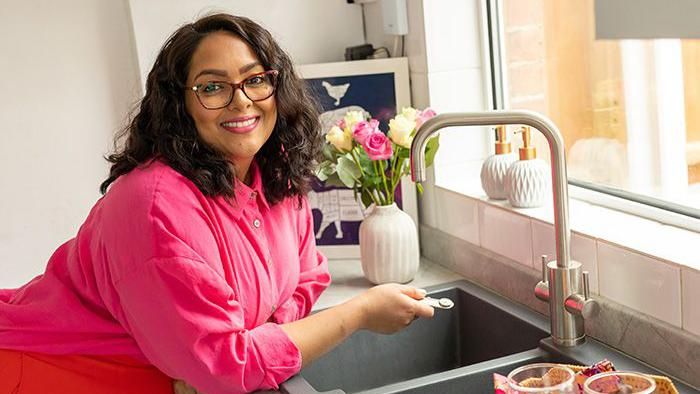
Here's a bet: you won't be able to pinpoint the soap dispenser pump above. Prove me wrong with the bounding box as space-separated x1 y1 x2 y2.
480 126 518 200
505 126 549 208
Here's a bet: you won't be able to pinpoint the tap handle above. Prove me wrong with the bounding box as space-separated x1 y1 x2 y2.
564 270 599 318
541 255 548 283
534 255 550 303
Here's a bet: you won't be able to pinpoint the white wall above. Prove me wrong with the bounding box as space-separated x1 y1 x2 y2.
0 0 142 287
0 1 371 288
128 0 365 86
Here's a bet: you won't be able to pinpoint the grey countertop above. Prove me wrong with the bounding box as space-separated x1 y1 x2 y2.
312 258 462 311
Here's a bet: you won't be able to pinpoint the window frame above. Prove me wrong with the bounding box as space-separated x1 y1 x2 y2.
483 0 700 232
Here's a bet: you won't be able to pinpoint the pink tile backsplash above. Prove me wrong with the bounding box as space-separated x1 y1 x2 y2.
597 241 682 327
681 268 700 336
478 204 533 268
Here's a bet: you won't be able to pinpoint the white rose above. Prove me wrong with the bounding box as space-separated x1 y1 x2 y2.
343 111 365 132
326 125 353 152
388 114 416 148
400 107 419 122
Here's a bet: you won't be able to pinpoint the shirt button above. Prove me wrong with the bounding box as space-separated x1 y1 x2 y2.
271 304 277 313
253 219 261 228
267 258 273 266
249 191 257 200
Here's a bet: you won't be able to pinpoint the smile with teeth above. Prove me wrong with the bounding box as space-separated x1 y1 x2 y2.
221 118 258 128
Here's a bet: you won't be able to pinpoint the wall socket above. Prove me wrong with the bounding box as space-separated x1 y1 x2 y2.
347 0 408 36
380 0 408 35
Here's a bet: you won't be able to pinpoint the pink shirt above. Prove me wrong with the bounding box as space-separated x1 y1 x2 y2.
0 160 331 394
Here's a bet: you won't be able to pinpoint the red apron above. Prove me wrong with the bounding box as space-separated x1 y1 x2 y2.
0 349 173 394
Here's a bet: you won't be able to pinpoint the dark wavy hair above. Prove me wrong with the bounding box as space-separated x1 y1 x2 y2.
100 13 322 205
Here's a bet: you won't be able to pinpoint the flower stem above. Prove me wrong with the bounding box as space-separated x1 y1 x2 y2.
380 159 391 204
363 187 381 207
372 160 388 205
392 156 405 200
374 189 384 205
390 148 401 201
350 149 365 177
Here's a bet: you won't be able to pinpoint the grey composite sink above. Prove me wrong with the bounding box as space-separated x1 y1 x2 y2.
276 280 698 394
297 281 549 394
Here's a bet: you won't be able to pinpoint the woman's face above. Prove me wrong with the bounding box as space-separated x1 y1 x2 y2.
185 31 277 177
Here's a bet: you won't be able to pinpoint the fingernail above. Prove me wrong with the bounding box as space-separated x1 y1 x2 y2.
417 288 427 297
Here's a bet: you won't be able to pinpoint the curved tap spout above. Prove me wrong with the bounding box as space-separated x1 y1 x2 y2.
410 110 570 268
409 110 597 346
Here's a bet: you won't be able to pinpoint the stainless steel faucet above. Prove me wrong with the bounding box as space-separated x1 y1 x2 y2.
409 110 598 347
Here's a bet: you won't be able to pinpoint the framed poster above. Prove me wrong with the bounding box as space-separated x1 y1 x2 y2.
297 57 416 259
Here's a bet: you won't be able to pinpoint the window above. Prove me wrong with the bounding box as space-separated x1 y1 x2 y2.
493 0 700 220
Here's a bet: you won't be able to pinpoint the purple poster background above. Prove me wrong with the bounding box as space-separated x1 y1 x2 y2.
305 72 403 246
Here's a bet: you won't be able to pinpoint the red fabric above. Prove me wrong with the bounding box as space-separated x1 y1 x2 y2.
0 348 172 394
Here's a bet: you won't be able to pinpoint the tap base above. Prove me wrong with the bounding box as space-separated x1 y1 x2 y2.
547 260 586 347
552 334 586 347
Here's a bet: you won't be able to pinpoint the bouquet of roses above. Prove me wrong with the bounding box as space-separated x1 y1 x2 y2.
316 107 440 209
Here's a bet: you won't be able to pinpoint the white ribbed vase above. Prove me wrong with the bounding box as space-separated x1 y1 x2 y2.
359 203 419 284
480 153 517 200
505 159 549 208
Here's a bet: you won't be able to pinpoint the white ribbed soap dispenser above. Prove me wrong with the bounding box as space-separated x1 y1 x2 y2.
480 126 517 200
505 126 549 208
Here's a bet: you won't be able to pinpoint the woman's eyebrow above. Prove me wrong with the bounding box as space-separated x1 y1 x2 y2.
239 62 262 74
193 69 228 80
193 62 262 81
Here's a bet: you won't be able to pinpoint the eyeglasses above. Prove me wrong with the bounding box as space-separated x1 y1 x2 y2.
187 70 279 110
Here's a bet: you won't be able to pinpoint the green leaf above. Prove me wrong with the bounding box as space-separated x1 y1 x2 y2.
424 135 440 168
322 172 345 188
322 143 336 161
361 174 382 189
355 148 375 176
336 155 361 188
315 161 335 181
416 182 424 194
397 146 410 159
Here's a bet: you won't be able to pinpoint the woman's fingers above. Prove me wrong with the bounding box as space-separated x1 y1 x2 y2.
413 300 435 319
399 285 427 300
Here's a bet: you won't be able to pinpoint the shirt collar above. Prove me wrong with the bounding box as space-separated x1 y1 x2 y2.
247 160 270 210
231 160 270 214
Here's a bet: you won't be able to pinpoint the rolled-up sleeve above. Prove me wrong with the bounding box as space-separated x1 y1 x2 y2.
113 256 301 394
270 197 331 324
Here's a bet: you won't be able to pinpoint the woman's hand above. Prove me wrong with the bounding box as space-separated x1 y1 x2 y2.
173 380 199 394
354 284 435 334
278 284 434 368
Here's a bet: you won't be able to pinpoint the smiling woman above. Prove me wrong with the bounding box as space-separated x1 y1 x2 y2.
100 14 319 203
0 13 434 394
183 32 279 184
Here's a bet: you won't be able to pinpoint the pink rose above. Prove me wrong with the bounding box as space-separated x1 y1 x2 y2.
362 132 393 161
336 118 346 130
416 108 437 128
352 119 380 144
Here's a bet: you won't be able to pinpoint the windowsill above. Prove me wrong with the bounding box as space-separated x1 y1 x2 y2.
434 161 700 272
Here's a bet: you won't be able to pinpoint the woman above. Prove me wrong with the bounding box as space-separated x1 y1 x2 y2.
0 13 434 394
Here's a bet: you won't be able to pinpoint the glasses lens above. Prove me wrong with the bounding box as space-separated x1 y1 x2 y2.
243 72 276 101
197 82 233 109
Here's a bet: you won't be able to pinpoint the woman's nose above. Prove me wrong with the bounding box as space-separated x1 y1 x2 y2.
227 87 252 111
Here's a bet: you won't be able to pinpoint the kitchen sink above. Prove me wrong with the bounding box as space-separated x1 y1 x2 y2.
275 280 697 394
298 281 549 393
350 348 571 394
